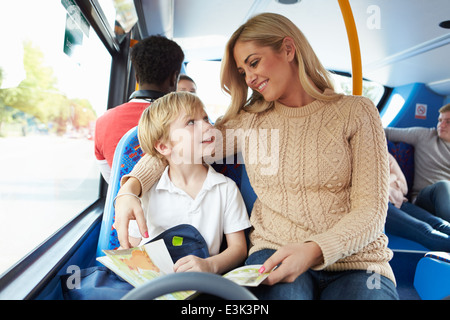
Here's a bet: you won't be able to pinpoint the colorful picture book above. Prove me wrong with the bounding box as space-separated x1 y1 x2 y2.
97 239 271 300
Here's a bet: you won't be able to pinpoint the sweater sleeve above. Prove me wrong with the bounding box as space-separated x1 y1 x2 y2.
384 126 429 146
120 154 166 194
306 97 390 270
207 110 255 163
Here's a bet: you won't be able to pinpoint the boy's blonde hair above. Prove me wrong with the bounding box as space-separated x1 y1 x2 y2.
138 91 205 159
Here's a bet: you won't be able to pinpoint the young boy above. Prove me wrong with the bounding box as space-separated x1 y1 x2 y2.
128 92 251 274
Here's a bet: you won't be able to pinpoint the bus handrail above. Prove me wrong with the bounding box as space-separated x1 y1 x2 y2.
338 0 363 96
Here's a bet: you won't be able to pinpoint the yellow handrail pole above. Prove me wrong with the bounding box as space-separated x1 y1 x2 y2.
338 0 363 96
130 39 140 91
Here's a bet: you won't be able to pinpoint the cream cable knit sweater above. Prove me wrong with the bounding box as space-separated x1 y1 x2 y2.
123 92 395 284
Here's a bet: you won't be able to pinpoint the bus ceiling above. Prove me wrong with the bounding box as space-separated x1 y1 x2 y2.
128 0 450 98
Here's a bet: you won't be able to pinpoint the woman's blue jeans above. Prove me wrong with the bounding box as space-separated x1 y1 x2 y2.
245 249 398 300
415 180 450 223
385 201 450 251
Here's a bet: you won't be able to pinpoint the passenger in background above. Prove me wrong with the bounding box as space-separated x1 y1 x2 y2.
385 103 450 222
94 35 184 183
177 74 197 94
385 153 450 251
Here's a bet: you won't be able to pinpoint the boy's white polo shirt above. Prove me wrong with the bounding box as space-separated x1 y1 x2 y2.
128 165 251 256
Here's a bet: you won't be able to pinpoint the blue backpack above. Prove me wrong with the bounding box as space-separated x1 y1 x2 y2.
144 224 210 263
61 224 209 300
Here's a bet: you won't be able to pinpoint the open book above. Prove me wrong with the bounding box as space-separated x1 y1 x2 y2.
96 239 271 300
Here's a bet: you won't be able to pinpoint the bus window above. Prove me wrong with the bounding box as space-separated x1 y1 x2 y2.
380 93 406 127
185 60 231 123
0 1 111 274
331 73 385 106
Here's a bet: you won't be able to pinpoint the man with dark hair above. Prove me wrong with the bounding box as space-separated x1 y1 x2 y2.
94 35 184 183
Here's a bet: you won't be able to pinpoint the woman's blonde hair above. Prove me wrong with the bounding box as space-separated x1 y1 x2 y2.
138 91 205 159
218 12 339 125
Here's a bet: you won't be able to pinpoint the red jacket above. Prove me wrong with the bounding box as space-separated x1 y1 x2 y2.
94 100 150 167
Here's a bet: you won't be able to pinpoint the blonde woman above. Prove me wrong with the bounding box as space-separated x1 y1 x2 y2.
114 13 398 300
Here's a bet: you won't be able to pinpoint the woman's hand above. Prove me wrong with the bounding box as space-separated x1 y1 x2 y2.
113 178 148 249
260 242 323 285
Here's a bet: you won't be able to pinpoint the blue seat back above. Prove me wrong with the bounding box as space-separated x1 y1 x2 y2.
414 252 450 300
96 126 144 256
210 155 257 215
386 140 431 252
387 140 415 200
96 127 256 256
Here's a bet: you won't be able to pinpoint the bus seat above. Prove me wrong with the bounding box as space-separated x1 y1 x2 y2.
385 140 432 252
211 155 257 215
96 126 144 256
414 252 450 300
386 234 429 252
96 127 257 257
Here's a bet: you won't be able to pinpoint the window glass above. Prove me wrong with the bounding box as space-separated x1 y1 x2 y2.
99 0 118 33
331 73 385 106
380 93 406 127
100 0 138 36
0 1 111 274
185 61 231 123
185 61 385 123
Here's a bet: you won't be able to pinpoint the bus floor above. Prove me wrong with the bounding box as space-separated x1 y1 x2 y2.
389 250 423 300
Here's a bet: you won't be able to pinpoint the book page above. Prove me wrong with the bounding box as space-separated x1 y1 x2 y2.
98 244 165 287
97 239 195 300
142 239 174 274
223 264 270 287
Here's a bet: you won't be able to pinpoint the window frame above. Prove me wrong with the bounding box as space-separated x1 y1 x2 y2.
0 0 134 299
330 70 390 111
0 199 104 300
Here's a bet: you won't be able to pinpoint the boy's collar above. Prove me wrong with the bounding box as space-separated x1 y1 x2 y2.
156 164 227 193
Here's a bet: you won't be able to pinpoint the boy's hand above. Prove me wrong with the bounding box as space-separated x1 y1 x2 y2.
173 255 214 273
